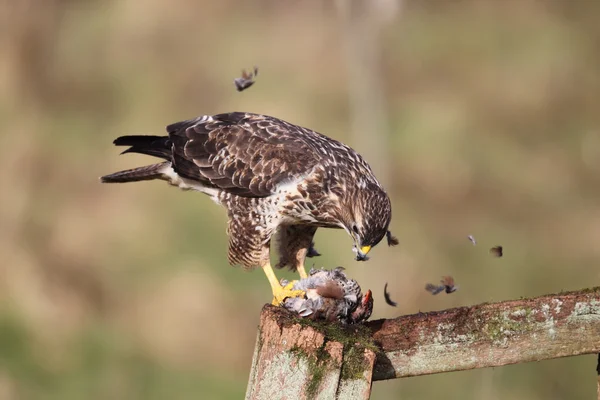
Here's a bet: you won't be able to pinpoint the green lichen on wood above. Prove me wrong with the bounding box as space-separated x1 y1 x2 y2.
287 317 378 391
340 344 370 381
478 306 535 343
294 317 378 353
289 345 335 398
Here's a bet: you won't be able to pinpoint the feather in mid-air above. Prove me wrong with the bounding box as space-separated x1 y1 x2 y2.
383 282 397 307
101 112 395 305
282 267 373 324
234 67 258 92
489 245 503 258
425 276 458 295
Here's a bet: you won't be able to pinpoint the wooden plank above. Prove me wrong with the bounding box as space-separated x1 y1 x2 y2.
368 287 600 380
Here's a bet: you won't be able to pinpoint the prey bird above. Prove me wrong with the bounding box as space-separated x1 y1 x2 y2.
283 267 373 324
101 112 395 305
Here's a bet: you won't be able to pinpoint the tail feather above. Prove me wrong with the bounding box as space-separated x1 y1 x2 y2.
100 162 168 183
113 135 171 160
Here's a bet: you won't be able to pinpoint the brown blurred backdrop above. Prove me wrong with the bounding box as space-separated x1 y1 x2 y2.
1 0 599 399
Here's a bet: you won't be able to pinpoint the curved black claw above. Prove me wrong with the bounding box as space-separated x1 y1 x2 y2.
307 242 321 258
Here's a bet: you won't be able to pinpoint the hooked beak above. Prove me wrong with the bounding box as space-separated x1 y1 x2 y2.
354 245 371 261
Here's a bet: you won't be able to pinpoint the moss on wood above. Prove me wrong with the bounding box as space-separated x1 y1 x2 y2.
286 317 379 394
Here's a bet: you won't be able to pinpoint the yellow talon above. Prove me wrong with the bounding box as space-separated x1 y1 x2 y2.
271 281 306 306
262 262 306 306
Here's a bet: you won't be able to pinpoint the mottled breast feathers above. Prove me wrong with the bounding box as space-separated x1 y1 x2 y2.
168 112 322 197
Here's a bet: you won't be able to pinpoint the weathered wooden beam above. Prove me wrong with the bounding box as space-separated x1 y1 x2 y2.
245 305 377 400
368 287 600 380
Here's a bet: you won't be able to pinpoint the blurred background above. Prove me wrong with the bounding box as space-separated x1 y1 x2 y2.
1 0 599 399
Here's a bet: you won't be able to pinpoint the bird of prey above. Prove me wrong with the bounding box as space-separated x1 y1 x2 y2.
101 112 396 305
282 267 373 324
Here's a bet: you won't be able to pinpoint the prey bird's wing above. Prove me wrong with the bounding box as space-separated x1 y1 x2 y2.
168 112 321 197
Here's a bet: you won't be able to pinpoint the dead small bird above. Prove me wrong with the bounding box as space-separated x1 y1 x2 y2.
425 276 458 295
383 282 397 307
283 267 373 324
467 235 477 245
489 245 503 258
234 66 258 92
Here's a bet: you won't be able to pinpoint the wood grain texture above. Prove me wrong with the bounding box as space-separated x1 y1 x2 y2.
368 287 600 380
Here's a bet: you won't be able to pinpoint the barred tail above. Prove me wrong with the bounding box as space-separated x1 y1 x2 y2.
100 162 169 183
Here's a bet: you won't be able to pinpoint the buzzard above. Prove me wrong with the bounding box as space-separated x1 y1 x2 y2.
101 112 396 305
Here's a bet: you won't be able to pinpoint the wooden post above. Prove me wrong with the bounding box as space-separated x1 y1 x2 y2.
246 287 600 399
245 305 376 400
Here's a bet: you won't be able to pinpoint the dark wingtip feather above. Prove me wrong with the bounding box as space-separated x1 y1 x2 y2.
386 231 399 247
113 136 134 146
113 135 163 146
110 135 172 160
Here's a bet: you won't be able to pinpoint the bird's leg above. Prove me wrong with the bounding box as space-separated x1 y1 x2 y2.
297 264 309 280
276 226 318 281
297 241 320 279
262 262 305 306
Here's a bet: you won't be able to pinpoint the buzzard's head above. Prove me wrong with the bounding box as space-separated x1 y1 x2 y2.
344 184 394 261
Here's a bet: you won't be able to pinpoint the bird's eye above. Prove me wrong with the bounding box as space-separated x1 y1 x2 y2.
352 225 359 234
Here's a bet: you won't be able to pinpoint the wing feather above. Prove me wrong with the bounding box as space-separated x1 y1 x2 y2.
168 112 320 197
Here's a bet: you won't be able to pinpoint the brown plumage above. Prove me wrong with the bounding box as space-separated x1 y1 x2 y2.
315 280 345 300
101 112 395 305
